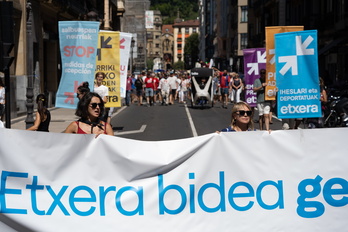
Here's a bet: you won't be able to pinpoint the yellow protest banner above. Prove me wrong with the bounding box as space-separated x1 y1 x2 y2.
265 26 304 100
96 31 120 107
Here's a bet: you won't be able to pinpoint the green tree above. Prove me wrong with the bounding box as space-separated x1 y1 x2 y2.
150 0 198 24
173 60 185 70
184 33 199 69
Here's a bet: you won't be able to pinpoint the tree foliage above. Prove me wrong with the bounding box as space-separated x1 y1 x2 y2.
184 33 199 69
150 0 199 24
173 61 185 70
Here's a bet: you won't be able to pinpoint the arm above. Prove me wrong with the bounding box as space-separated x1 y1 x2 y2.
103 96 108 104
64 121 78 133
236 79 242 89
105 123 114 135
321 89 327 103
26 112 41 131
253 81 267 92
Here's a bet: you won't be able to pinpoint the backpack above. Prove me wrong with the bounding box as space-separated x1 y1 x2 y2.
135 79 143 89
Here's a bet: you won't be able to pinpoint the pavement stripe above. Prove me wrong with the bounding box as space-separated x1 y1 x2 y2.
184 103 198 137
114 124 147 135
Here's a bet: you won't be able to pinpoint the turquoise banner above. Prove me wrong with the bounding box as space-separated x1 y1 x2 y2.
56 21 99 109
275 30 321 119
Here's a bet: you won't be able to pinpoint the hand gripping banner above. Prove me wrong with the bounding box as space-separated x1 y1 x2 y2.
56 21 100 109
243 48 266 107
265 26 303 101
275 30 321 119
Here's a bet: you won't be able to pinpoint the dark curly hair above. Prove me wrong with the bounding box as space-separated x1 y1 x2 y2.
76 92 104 121
36 94 48 122
77 82 90 95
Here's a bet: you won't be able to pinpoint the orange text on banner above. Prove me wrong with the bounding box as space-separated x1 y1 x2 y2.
265 26 304 100
96 31 120 107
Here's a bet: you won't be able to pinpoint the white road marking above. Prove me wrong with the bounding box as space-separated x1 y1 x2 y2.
184 103 198 137
114 124 147 135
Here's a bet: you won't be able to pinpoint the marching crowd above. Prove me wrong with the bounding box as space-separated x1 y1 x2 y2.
1 67 328 134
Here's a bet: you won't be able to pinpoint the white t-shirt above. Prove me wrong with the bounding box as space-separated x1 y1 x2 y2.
167 76 178 89
94 85 109 100
159 78 170 92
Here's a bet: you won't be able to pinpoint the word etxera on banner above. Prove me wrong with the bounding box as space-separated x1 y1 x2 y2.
1 171 345 219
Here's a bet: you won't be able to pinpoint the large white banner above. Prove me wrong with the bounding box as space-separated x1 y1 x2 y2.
0 128 347 231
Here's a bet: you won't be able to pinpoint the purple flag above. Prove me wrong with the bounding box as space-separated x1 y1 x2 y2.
243 48 266 107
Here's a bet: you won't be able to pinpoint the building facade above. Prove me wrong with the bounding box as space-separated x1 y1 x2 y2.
122 0 150 73
248 0 348 85
173 19 200 64
146 10 163 70
161 24 174 70
1 0 124 119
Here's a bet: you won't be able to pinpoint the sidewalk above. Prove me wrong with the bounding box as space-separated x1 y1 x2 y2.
9 108 78 133
9 106 126 133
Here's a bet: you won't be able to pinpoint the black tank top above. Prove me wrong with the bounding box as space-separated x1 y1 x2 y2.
38 110 51 132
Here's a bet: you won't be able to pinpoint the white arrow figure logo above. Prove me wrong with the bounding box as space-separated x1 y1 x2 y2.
247 51 266 75
296 35 314 55
269 49 275 65
257 51 266 63
279 55 298 75
247 63 259 75
278 35 314 75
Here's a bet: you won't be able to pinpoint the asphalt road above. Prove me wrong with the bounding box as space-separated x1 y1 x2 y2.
111 102 283 141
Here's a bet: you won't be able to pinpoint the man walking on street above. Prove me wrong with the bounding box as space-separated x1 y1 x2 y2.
253 69 270 131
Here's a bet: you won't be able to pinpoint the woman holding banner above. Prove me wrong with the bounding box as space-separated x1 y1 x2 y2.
219 102 254 132
65 92 113 135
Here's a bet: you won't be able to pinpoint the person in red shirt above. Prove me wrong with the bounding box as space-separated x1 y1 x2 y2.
153 74 160 105
219 70 230 109
144 73 156 106
126 75 133 106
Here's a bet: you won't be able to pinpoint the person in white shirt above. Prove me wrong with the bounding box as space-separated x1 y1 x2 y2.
94 72 109 122
167 71 178 105
159 73 170 105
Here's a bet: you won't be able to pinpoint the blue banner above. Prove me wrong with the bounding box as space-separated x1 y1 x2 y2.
275 30 321 119
56 21 99 109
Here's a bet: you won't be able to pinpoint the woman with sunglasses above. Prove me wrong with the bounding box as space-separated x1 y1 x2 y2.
65 92 113 135
220 102 254 132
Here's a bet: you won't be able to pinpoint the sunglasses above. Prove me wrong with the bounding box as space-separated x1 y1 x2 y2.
89 103 103 109
260 72 266 74
237 110 252 116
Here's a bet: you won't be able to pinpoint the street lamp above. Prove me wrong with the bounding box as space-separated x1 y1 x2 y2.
130 38 135 74
25 1 34 129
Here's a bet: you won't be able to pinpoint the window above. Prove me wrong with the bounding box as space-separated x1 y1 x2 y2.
155 44 160 48
241 6 248 23
240 33 248 50
185 28 189 34
193 28 197 33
